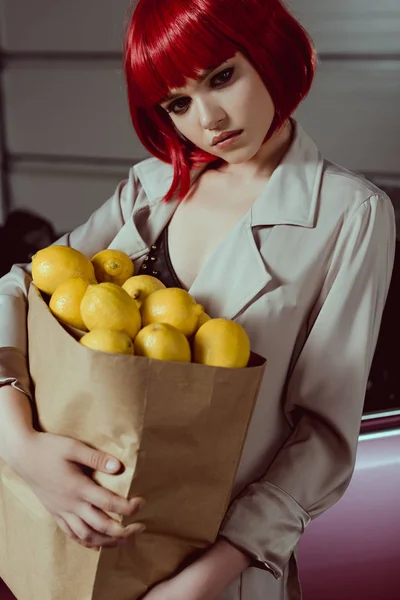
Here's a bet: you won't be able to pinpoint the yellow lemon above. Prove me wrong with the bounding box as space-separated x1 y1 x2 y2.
80 282 141 339
32 245 96 295
134 323 191 363
91 249 134 286
49 277 90 330
141 288 204 337
196 311 212 329
122 275 166 309
80 329 134 355
193 318 251 368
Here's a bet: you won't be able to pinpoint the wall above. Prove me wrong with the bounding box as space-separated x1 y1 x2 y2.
0 0 399 232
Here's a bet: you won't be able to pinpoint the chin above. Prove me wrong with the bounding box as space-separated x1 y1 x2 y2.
221 147 258 165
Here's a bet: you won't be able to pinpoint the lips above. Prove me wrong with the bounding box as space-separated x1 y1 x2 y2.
212 130 242 146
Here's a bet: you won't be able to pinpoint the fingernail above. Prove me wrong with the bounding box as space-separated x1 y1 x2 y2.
125 523 146 535
106 459 119 472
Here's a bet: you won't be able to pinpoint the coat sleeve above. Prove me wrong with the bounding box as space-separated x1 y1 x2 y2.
218 194 396 579
0 168 140 399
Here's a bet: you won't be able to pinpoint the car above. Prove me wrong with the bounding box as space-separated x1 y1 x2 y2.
299 234 400 600
299 408 400 600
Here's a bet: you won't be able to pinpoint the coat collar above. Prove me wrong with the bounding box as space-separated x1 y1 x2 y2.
133 158 175 206
250 121 323 228
133 120 323 229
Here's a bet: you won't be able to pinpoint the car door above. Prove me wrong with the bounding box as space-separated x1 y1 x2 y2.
299 236 399 600
299 408 400 600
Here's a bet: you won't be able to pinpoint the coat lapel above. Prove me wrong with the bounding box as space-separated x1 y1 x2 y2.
108 215 150 261
109 159 179 259
190 122 323 319
189 215 273 320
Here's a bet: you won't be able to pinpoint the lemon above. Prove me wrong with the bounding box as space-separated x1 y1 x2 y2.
196 311 211 329
91 249 134 286
32 245 96 296
80 282 141 339
49 277 90 330
134 323 191 363
141 288 204 337
122 275 166 309
193 318 251 368
80 329 134 355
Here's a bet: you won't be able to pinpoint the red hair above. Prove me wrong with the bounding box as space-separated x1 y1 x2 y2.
124 0 316 202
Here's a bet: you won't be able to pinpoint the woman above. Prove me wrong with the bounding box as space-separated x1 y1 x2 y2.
0 0 396 599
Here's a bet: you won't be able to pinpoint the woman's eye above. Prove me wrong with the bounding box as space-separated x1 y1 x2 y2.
166 98 190 115
164 67 234 115
211 67 234 87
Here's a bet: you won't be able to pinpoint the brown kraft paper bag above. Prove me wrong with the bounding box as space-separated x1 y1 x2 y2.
0 284 266 600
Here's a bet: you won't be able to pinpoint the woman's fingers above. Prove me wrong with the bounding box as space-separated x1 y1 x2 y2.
55 504 145 550
77 502 146 540
63 513 113 548
54 515 101 550
63 438 146 521
30 436 147 550
81 481 145 518
54 515 78 541
66 439 121 475
62 513 143 549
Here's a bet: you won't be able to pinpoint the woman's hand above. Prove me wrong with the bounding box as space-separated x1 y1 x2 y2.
11 430 146 550
141 579 183 600
142 576 209 600
142 538 251 600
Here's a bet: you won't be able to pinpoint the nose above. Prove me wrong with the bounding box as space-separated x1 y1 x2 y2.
195 96 226 130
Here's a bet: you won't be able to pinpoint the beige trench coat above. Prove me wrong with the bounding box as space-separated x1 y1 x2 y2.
0 122 396 599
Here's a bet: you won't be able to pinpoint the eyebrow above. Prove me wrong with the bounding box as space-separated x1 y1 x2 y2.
160 64 224 104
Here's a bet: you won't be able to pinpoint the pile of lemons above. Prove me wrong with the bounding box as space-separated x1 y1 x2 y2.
31 245 250 368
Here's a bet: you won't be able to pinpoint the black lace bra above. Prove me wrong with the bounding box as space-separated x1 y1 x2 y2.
138 226 185 290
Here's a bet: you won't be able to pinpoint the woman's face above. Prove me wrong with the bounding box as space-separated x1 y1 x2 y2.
159 52 276 164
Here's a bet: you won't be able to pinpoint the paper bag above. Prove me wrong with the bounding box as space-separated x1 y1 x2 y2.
0 284 266 600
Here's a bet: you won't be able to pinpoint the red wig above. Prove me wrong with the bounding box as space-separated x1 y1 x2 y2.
124 0 316 202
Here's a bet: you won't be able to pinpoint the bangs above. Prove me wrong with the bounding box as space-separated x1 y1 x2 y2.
125 0 239 108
